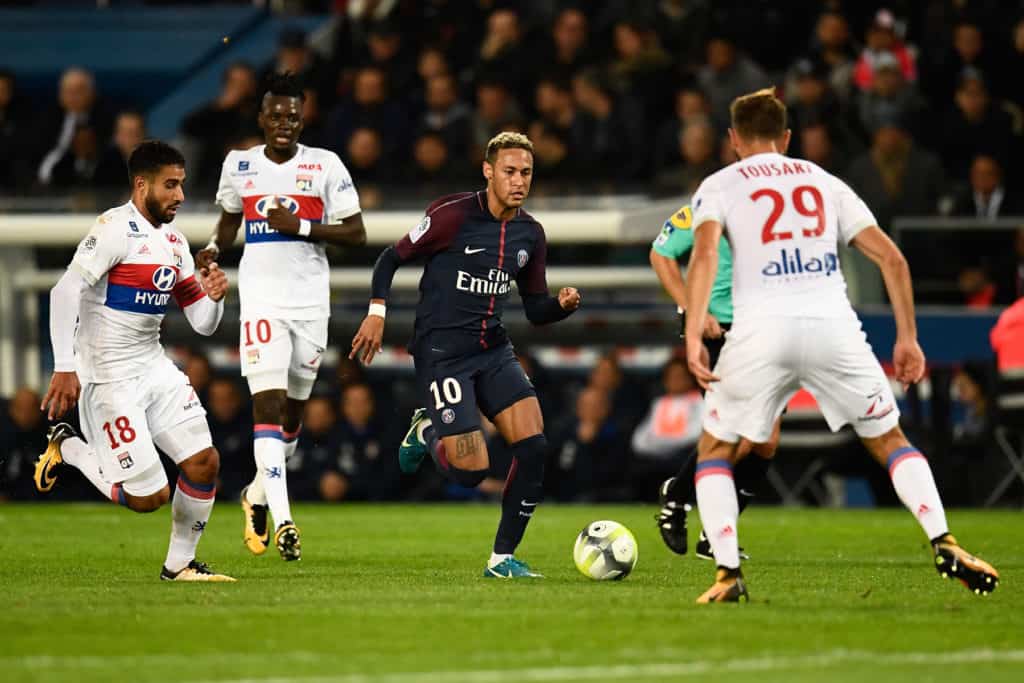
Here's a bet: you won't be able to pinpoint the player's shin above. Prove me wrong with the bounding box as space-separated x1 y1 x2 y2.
886 447 949 540
165 473 216 573
694 458 740 569
254 425 292 526
493 435 547 556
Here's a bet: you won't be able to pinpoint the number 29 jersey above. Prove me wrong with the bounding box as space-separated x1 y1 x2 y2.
690 152 876 321
216 144 361 320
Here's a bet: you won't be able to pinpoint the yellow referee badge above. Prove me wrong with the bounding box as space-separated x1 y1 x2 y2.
669 205 693 230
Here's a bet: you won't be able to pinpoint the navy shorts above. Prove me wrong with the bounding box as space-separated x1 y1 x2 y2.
414 342 536 437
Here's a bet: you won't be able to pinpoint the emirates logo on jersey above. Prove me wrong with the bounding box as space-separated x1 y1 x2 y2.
254 195 299 216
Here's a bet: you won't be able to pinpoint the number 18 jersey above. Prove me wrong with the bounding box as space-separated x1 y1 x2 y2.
690 152 876 321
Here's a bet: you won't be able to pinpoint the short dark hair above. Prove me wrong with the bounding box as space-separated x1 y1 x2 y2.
127 140 185 183
730 87 787 141
263 71 305 102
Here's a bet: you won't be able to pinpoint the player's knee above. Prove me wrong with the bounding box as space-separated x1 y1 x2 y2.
126 486 169 513
511 434 547 478
861 424 910 465
180 447 220 484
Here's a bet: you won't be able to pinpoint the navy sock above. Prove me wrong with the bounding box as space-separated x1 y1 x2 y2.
667 448 699 504
424 424 487 487
494 434 547 555
734 454 772 513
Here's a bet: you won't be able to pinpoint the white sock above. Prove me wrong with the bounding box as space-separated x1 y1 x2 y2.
164 474 216 573
887 447 949 540
255 426 292 527
694 459 740 569
284 426 300 461
489 552 512 567
60 437 120 503
245 470 266 506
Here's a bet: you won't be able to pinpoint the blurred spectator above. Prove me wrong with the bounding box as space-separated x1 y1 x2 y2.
921 20 995 109
653 0 711 67
206 377 253 500
951 363 993 443
323 383 400 501
416 44 451 85
787 58 860 156
292 397 342 501
845 117 945 231
184 352 212 404
631 358 703 459
181 62 258 188
470 79 523 162
653 85 712 173
654 119 719 194
543 6 596 79
958 267 997 308
407 132 461 189
939 70 1018 182
853 8 917 92
801 123 841 174
697 34 768 132
298 87 328 148
854 52 927 143
362 20 416 97
950 156 1024 218
261 27 333 109
0 68 30 191
806 11 857 102
991 295 1024 371
326 66 407 159
997 18 1024 109
92 111 145 189
46 124 101 189
572 68 646 181
0 388 48 501
1017 229 1024 298
477 8 537 104
528 78 586 180
419 73 472 158
608 19 674 121
35 67 113 188
546 386 629 502
587 351 646 433
346 126 389 183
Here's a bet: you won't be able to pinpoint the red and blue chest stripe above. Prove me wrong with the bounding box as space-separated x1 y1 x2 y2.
242 194 324 243
105 263 180 315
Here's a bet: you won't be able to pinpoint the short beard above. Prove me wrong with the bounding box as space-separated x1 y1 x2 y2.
145 192 174 224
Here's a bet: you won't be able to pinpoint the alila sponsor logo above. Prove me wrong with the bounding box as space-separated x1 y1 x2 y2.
762 248 838 278
456 268 512 296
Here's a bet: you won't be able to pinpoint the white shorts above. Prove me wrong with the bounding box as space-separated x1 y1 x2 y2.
79 356 213 494
239 317 327 400
703 316 900 443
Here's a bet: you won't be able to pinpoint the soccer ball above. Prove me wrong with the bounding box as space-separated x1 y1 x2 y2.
573 520 638 581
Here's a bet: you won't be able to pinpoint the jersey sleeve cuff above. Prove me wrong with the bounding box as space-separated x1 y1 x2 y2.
215 197 244 214
651 241 680 258
843 219 874 245
328 205 361 223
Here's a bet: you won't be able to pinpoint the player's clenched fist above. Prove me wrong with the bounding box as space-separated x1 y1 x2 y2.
350 315 385 365
267 197 300 234
195 248 218 273
200 263 229 302
892 337 925 389
558 287 581 311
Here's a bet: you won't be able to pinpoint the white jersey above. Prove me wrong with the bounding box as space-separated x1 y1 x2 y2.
691 152 876 321
215 144 361 320
70 202 205 384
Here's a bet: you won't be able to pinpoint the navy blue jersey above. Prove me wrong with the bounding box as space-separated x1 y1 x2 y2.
394 192 549 358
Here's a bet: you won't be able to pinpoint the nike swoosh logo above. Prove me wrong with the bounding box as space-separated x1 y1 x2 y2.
464 247 485 254
521 500 538 506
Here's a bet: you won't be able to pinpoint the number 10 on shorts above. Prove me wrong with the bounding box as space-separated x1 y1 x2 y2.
429 378 462 409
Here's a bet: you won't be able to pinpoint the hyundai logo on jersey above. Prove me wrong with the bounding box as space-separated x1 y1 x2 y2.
243 194 323 243
151 266 177 292
105 263 178 315
762 248 838 278
254 195 300 216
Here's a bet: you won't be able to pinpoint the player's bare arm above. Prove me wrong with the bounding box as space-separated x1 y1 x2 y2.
850 226 924 387
684 220 723 389
196 210 242 272
350 298 385 365
649 249 722 339
267 202 367 247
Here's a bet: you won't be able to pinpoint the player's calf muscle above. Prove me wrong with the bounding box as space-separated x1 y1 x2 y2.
252 389 288 424
126 488 169 512
860 425 910 466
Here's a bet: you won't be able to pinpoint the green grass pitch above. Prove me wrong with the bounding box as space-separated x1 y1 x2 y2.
2 503 1022 682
